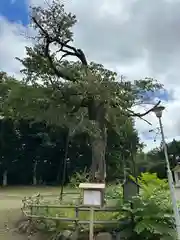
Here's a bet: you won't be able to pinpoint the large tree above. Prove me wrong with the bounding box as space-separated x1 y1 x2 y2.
4 1 162 182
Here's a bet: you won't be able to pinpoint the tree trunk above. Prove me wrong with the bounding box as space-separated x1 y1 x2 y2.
131 153 137 180
88 101 107 182
33 160 37 185
3 170 7 186
91 130 107 182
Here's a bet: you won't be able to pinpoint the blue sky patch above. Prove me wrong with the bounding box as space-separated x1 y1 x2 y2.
141 89 170 103
148 89 169 101
0 0 29 26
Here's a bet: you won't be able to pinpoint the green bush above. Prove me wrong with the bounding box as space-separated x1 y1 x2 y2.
118 173 176 240
105 184 123 200
68 168 90 188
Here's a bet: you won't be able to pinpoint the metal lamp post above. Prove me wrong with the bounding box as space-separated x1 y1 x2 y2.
152 105 180 240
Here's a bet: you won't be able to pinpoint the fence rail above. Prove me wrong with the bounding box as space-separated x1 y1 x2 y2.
27 204 121 211
20 189 128 232
22 203 123 226
23 213 120 225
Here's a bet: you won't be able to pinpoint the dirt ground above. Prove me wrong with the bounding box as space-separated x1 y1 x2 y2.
0 186 61 240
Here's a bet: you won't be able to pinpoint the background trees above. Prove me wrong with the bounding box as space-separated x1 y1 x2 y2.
135 139 180 179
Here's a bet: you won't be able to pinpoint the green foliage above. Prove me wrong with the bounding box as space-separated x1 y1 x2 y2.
137 139 180 179
119 173 175 240
69 168 90 188
137 172 169 192
105 184 123 205
106 118 141 181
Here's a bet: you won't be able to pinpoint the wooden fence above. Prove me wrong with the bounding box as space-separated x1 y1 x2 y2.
22 204 122 225
21 191 130 232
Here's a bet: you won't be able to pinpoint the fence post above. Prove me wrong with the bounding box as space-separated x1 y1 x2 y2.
89 207 94 240
45 206 49 230
74 206 79 238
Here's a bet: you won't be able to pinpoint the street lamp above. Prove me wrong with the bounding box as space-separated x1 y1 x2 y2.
152 105 180 240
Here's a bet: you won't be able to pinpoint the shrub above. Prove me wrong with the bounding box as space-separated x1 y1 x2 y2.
105 184 123 199
118 173 176 240
68 168 90 188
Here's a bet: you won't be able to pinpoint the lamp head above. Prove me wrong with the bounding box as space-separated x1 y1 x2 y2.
152 105 165 118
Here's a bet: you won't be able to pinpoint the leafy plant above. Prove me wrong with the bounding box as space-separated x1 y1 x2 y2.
69 168 90 188
118 173 175 240
105 184 123 200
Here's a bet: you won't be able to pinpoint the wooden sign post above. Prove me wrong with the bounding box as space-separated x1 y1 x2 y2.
79 183 105 240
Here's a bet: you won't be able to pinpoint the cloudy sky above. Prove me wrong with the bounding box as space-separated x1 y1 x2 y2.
1 0 180 151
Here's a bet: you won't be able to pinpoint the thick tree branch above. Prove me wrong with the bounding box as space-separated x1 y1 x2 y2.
45 40 65 78
109 97 160 122
110 100 160 125
32 17 88 80
44 39 76 81
126 100 161 118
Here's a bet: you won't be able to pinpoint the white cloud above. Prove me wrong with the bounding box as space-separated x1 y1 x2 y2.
1 0 180 152
134 102 179 151
0 16 31 78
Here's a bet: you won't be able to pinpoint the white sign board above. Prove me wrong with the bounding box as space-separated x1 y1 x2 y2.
83 190 101 206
